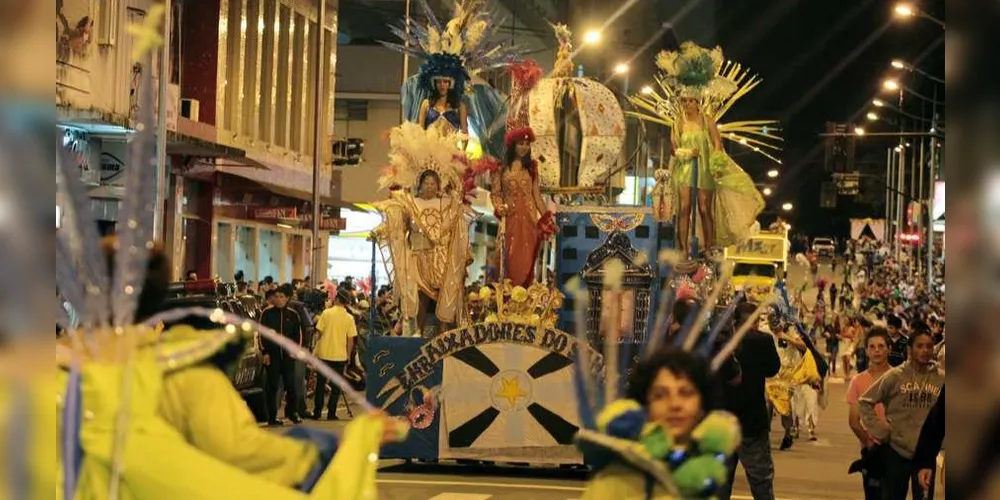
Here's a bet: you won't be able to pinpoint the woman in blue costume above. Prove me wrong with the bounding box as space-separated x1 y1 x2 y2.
418 63 468 137
381 0 523 157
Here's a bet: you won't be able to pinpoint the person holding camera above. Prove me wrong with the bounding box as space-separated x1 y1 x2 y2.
311 290 358 420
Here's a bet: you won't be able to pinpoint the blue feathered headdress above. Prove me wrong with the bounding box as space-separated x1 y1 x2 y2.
379 0 524 84
417 53 468 96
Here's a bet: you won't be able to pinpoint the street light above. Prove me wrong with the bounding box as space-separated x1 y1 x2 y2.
583 30 601 45
872 98 886 107
762 187 773 196
854 126 866 136
893 3 915 17
889 59 945 84
866 111 879 121
782 202 794 211
883 78 900 91
892 2 945 27
767 169 779 178
614 63 629 74
640 85 653 95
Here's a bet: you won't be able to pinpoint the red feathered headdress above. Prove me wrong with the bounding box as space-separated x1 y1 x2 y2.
507 59 543 92
505 127 535 148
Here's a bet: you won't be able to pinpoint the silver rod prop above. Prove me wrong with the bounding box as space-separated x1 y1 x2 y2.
882 148 892 242
153 1 171 242
400 0 411 123
926 137 937 287
310 0 326 287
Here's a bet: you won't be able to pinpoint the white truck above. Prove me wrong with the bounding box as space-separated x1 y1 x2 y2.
811 237 836 260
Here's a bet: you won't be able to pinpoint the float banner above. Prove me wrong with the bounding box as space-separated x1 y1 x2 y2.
374 323 603 409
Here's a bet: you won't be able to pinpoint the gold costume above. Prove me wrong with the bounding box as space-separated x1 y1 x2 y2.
373 122 475 326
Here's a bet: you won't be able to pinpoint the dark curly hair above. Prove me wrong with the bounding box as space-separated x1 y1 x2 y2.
625 347 721 413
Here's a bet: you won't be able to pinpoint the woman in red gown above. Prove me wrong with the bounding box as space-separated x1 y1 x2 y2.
490 128 556 286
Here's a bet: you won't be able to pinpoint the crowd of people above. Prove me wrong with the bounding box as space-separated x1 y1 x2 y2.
760 237 948 500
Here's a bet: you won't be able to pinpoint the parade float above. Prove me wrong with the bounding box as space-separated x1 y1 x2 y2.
364 1 789 462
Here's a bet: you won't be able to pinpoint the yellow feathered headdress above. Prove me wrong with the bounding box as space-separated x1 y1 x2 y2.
629 42 783 163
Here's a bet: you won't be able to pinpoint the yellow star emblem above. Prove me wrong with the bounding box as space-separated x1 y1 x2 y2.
494 376 527 408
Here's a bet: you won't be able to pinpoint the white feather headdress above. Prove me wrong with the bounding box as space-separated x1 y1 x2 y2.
379 122 469 191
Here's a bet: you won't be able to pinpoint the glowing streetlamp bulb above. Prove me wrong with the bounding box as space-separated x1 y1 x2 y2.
866 112 879 121
883 79 900 91
583 30 601 45
767 169 779 178
872 98 886 107
640 85 653 95
762 187 773 196
894 3 915 17
891 59 906 69
854 126 866 136
782 202 794 211
614 63 629 74
894 145 903 153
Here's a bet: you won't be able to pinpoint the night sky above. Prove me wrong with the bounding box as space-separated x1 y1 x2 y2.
709 0 945 238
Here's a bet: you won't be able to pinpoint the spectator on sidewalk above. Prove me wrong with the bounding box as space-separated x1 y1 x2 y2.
847 327 892 500
282 283 315 418
260 288 304 425
885 315 909 367
858 330 944 500
312 290 358 420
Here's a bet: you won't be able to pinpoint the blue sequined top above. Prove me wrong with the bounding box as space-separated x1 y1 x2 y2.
425 107 461 131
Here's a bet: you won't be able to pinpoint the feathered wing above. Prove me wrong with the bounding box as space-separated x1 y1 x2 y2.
56 127 112 330
111 52 159 327
466 83 508 158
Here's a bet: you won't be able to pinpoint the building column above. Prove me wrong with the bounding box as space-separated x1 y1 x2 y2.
291 234 306 280
279 231 289 284
166 173 185 280
250 226 261 282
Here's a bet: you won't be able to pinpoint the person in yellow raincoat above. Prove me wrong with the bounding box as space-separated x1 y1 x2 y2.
55 239 406 500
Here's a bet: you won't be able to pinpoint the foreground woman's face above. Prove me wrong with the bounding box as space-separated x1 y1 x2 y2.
646 368 704 441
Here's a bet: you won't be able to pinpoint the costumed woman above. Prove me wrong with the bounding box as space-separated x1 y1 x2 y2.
631 42 776 257
489 127 556 287
372 122 476 337
382 0 522 158
417 57 468 138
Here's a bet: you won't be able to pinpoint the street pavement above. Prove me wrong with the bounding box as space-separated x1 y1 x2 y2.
282 262 864 499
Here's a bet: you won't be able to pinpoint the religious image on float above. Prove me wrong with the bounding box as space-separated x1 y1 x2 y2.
630 42 782 258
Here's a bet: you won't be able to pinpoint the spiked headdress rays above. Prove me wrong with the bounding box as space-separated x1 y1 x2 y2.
627 42 784 164
380 0 525 95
